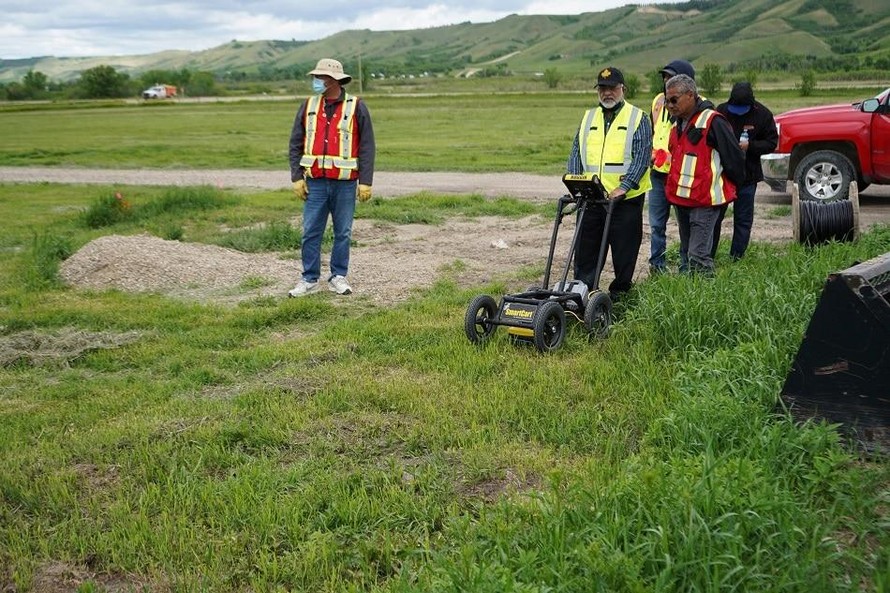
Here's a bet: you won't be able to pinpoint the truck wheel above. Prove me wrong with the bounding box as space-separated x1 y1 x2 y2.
794 150 855 203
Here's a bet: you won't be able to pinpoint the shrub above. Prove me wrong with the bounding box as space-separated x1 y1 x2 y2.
82 192 132 228
543 68 562 89
624 73 641 99
798 70 817 96
699 63 723 96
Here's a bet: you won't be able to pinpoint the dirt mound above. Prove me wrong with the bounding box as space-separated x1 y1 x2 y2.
58 203 799 306
58 217 568 305
60 234 297 301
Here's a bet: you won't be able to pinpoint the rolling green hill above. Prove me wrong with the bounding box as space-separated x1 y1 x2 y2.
1 0 888 84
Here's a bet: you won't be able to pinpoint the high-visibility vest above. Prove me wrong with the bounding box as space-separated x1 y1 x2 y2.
651 93 673 173
299 93 360 181
577 102 651 199
666 109 737 207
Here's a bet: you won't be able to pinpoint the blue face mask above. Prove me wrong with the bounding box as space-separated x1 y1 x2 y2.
312 78 326 94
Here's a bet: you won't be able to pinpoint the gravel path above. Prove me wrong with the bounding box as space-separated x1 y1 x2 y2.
0 166 565 201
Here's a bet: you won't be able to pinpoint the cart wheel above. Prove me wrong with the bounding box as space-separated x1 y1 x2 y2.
584 291 612 339
533 301 566 352
464 295 498 344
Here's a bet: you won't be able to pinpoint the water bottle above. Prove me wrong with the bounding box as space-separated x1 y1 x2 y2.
740 130 749 143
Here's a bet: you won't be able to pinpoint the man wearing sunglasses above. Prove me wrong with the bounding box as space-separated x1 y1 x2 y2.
663 74 745 275
566 66 653 301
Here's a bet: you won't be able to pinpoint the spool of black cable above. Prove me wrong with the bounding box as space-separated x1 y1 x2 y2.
792 181 860 245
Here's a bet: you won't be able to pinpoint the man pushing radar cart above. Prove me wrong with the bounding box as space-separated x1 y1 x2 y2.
464 173 615 353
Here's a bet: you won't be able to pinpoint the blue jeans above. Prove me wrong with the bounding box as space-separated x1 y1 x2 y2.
649 171 687 271
713 183 756 260
301 177 357 282
648 172 669 271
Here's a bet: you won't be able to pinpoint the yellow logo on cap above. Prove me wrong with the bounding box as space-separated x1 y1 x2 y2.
601 68 611 78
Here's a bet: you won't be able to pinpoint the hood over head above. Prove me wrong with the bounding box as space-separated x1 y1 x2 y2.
660 59 696 80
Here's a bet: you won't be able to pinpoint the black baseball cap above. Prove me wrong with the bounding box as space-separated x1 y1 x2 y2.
597 67 624 87
727 82 755 115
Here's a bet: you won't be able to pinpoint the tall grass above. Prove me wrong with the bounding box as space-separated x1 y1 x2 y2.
83 186 237 229
19 231 74 289
1 180 888 591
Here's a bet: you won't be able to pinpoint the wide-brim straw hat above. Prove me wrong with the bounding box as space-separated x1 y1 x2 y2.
308 58 352 84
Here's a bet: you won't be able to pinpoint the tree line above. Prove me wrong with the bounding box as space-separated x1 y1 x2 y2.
1 66 219 101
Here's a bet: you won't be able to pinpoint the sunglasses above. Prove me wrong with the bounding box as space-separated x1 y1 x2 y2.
665 95 684 105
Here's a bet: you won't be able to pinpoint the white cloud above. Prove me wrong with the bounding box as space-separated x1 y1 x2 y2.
0 0 650 59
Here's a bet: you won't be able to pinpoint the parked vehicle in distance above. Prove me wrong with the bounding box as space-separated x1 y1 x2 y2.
761 87 890 201
142 84 177 100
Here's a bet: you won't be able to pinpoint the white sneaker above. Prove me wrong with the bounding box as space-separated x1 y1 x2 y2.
287 280 318 297
328 275 352 295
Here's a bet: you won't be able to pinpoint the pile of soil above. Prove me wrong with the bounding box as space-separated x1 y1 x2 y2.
59 204 796 305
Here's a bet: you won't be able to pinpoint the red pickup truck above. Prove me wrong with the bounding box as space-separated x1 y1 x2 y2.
761 86 890 202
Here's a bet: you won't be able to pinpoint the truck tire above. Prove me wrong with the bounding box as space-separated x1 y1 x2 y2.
794 150 855 203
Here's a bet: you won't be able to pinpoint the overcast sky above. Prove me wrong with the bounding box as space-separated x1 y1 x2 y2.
0 0 654 60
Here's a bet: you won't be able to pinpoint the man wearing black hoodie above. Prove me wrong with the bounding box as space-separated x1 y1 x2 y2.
712 82 778 260
648 59 697 274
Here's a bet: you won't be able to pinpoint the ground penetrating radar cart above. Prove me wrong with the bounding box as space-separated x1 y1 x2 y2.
464 173 615 353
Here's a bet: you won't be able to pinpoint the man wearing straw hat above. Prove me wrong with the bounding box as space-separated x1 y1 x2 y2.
289 58 376 297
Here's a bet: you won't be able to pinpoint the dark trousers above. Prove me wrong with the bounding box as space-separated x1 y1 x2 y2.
712 183 756 260
674 204 722 275
573 195 644 295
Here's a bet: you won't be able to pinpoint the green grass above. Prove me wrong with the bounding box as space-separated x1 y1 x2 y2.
2 86 889 590
1 87 885 174
0 178 888 591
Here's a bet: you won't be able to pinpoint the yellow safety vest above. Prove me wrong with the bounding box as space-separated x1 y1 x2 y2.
651 93 673 174
578 103 651 199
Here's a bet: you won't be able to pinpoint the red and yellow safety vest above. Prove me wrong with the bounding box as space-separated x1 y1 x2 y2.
666 109 736 207
299 93 360 181
577 102 651 199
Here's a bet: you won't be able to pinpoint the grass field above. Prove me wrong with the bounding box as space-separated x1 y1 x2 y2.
1 91 889 591
1 86 887 174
